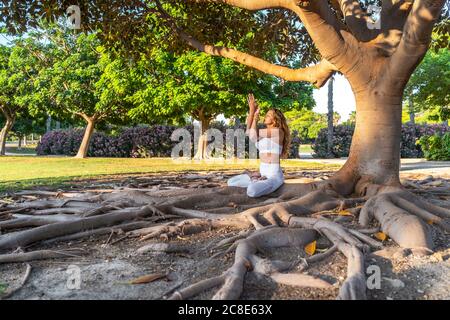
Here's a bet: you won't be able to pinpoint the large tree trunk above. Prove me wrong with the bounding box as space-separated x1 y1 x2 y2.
75 117 96 159
332 90 403 196
194 110 212 160
0 115 15 156
327 77 334 158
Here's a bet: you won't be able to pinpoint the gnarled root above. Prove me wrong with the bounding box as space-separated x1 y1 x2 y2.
360 186 450 251
1 175 448 301
168 228 320 300
0 205 161 251
166 200 371 300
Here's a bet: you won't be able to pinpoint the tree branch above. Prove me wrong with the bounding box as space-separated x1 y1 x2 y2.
375 1 414 53
177 29 336 86
287 1 356 71
155 1 336 87
385 0 445 89
204 0 294 10
332 0 380 42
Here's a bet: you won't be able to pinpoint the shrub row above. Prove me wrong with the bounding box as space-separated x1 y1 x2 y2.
37 124 302 159
312 123 450 158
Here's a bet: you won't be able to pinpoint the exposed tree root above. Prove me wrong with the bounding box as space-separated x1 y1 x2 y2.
360 186 450 251
0 174 448 300
0 249 85 264
0 205 161 251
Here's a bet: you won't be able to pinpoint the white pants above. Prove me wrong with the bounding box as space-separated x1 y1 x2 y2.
227 163 284 198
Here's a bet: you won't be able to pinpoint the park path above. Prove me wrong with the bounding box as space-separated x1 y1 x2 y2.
298 157 450 177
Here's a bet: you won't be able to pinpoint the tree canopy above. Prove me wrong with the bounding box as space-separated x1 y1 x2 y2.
404 48 449 122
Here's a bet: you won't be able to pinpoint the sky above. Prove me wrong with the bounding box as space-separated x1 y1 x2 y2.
313 74 356 122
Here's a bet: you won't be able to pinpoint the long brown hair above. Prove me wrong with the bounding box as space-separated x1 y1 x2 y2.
270 108 291 159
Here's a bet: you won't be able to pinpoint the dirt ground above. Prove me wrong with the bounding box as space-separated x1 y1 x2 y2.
0 169 449 300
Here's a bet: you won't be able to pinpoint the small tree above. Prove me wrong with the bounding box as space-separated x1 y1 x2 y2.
31 26 133 158
0 40 41 155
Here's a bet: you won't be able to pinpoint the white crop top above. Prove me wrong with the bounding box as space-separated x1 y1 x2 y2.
256 137 282 155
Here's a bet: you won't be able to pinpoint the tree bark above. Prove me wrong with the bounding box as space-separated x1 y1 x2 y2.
194 111 212 160
327 77 334 158
332 90 404 196
75 116 96 159
17 135 23 150
0 114 15 156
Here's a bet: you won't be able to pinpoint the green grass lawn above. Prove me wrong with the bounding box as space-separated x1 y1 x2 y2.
0 156 340 192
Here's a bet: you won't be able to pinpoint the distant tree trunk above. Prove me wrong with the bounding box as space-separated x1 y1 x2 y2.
234 117 241 130
327 77 334 158
194 109 212 160
17 135 23 150
75 114 97 159
0 111 15 156
408 98 415 124
46 115 52 133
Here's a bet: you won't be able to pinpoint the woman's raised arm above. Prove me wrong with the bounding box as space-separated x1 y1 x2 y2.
246 93 259 142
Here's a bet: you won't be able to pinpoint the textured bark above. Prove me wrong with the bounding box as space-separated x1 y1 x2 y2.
333 91 404 196
193 110 212 160
75 114 96 159
0 112 14 156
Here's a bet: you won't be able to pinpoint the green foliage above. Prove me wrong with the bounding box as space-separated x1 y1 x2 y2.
0 282 8 294
0 39 40 117
285 109 339 142
128 48 315 125
29 25 133 125
404 49 450 122
417 133 450 161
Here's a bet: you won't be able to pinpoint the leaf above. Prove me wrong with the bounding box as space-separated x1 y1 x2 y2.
374 232 388 241
338 210 353 216
128 273 166 285
304 241 317 256
0 283 8 295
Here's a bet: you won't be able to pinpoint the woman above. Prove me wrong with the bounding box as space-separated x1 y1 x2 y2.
228 93 290 197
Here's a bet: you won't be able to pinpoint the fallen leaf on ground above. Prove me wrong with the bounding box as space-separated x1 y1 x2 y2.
375 232 388 241
304 241 317 256
128 273 166 284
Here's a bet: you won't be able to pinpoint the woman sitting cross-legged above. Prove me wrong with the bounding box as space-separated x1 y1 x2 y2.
227 93 290 198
